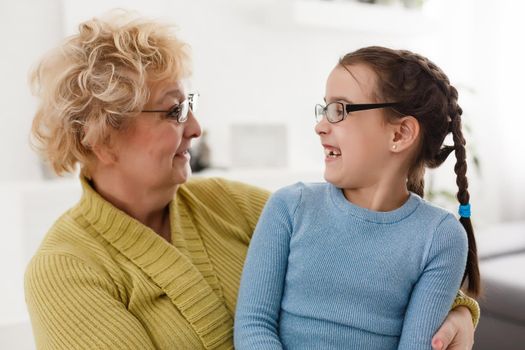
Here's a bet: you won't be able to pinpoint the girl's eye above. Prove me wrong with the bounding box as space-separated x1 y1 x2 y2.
166 105 181 119
328 103 344 117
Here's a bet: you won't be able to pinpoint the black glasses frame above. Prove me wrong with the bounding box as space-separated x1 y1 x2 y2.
315 101 400 123
142 93 199 123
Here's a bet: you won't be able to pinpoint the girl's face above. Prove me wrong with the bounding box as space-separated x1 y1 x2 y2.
315 64 393 190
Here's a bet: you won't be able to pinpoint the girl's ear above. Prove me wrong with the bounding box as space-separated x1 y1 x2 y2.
389 116 420 153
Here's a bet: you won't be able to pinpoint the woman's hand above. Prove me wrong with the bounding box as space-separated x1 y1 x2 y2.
431 306 475 350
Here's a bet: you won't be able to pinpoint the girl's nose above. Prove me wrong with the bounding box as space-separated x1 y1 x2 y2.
315 116 330 135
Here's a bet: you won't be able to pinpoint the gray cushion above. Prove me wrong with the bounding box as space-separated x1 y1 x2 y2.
473 221 525 350
477 221 525 260
479 254 525 323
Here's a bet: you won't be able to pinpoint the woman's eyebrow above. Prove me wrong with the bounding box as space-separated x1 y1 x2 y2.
156 89 184 105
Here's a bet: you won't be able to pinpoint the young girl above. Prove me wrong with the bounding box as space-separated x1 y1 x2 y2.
234 46 480 349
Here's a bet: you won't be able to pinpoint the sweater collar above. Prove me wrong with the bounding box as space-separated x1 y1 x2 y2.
74 177 234 349
329 183 421 224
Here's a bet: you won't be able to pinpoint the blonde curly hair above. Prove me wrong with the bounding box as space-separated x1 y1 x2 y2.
30 10 191 176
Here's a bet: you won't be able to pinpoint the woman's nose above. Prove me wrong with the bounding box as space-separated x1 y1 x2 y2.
184 110 202 139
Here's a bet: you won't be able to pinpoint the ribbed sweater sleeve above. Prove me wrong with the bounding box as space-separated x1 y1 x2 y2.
25 254 157 350
234 186 300 349
397 214 468 349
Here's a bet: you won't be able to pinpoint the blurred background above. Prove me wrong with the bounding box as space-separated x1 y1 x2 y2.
1 0 524 348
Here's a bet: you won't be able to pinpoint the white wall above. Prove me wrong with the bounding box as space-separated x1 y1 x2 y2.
495 1 525 221
0 0 64 333
0 0 63 182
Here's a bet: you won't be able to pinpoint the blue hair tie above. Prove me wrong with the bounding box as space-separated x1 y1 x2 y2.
458 203 471 218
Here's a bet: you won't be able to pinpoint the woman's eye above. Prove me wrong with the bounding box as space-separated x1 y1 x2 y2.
166 105 181 119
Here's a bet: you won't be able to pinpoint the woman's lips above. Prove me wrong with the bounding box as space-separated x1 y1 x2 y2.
174 150 190 161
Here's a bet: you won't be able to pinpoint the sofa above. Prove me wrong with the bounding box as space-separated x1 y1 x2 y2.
474 220 525 350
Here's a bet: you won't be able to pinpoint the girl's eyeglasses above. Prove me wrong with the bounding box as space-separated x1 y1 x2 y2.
315 101 399 123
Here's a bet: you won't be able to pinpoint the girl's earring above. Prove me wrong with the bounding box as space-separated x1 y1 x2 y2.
392 144 397 150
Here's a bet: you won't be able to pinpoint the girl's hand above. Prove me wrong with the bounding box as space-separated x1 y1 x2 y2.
431 306 475 350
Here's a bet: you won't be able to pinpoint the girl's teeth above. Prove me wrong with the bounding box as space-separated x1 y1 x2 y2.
324 148 341 157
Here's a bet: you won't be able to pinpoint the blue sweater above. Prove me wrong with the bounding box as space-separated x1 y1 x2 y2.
234 182 468 350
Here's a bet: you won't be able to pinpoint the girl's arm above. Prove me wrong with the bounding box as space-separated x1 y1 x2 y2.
398 214 469 350
234 187 299 350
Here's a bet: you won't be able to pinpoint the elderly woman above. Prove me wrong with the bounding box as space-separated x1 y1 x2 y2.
25 12 479 350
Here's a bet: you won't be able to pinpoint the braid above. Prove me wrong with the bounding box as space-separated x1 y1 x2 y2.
448 88 469 203
399 50 451 98
399 51 481 296
449 99 480 296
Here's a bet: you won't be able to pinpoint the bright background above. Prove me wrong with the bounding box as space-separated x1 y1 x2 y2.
1 0 524 347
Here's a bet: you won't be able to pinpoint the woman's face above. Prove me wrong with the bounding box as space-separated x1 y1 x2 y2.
109 79 201 192
315 64 392 189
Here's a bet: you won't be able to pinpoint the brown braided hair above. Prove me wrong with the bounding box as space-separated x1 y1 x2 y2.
339 46 480 297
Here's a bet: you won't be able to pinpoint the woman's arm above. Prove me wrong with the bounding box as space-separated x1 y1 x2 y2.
432 305 476 350
398 215 469 350
234 188 299 349
25 254 157 349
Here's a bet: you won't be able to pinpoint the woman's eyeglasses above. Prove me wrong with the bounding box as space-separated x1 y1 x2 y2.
142 93 199 123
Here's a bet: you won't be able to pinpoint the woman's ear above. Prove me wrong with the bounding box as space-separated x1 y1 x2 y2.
91 142 118 165
390 116 420 153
